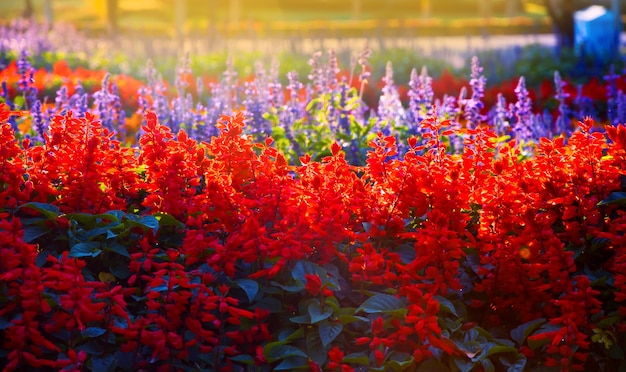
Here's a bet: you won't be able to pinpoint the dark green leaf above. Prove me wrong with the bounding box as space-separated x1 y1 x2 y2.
271 281 305 292
342 352 369 366
274 356 309 370
356 293 404 314
267 345 308 362
91 354 116 372
498 353 527 372
66 213 98 228
306 331 327 365
0 317 12 330
78 341 103 355
235 279 259 303
155 213 184 228
230 354 254 366
22 225 51 243
308 302 332 324
110 264 130 279
596 315 621 328
416 358 450 371
140 215 159 233
289 315 311 324
481 358 495 372
69 242 101 258
82 327 106 338
36 250 51 267
387 353 415 372
319 321 343 348
485 345 519 357
453 356 475 372
510 318 546 346
598 191 626 206
338 315 369 325
277 328 304 342
609 343 625 360
107 243 130 258
434 295 459 318
20 202 60 219
292 260 327 284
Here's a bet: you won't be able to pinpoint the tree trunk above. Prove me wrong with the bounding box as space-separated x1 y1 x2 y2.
106 0 118 35
43 0 53 24
22 0 34 19
175 0 186 42
545 0 575 48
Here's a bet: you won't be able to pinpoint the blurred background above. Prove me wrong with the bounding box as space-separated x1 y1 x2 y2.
1 0 624 111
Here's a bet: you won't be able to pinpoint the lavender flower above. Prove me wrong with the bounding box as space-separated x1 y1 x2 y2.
30 99 45 143
55 85 69 114
491 93 510 136
464 56 486 128
573 84 597 120
553 71 570 135
604 65 620 125
407 66 434 131
512 76 534 152
378 61 405 125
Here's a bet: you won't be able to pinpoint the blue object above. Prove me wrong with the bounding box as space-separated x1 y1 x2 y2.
574 5 619 60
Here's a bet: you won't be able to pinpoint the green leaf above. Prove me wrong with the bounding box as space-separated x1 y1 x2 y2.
274 356 309 370
272 281 305 292
66 213 98 228
289 315 311 324
306 331 327 365
319 321 343 348
356 293 404 314
598 191 626 206
106 210 125 221
596 315 621 328
235 279 259 303
230 354 255 366
342 352 369 366
107 243 130 258
20 202 60 219
22 225 51 243
485 345 519 357
90 354 116 372
277 328 304 342
155 212 184 228
110 264 130 279
481 358 495 372
338 315 369 325
308 302 332 324
0 317 12 330
453 356 475 372
69 242 101 258
434 295 459 318
416 359 450 371
510 318 546 346
387 354 415 372
292 260 328 285
82 327 106 338
267 345 308 362
139 215 159 233
498 353 527 372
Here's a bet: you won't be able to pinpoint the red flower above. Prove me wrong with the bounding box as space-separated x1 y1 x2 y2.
304 274 323 296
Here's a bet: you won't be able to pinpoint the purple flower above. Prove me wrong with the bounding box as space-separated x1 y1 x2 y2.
553 71 570 135
377 61 405 125
604 65 620 125
407 66 434 131
512 76 535 152
464 56 486 129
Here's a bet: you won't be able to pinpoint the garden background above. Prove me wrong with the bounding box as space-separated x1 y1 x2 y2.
2 1 626 371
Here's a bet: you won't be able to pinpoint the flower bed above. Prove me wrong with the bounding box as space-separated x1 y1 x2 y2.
1 102 626 371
